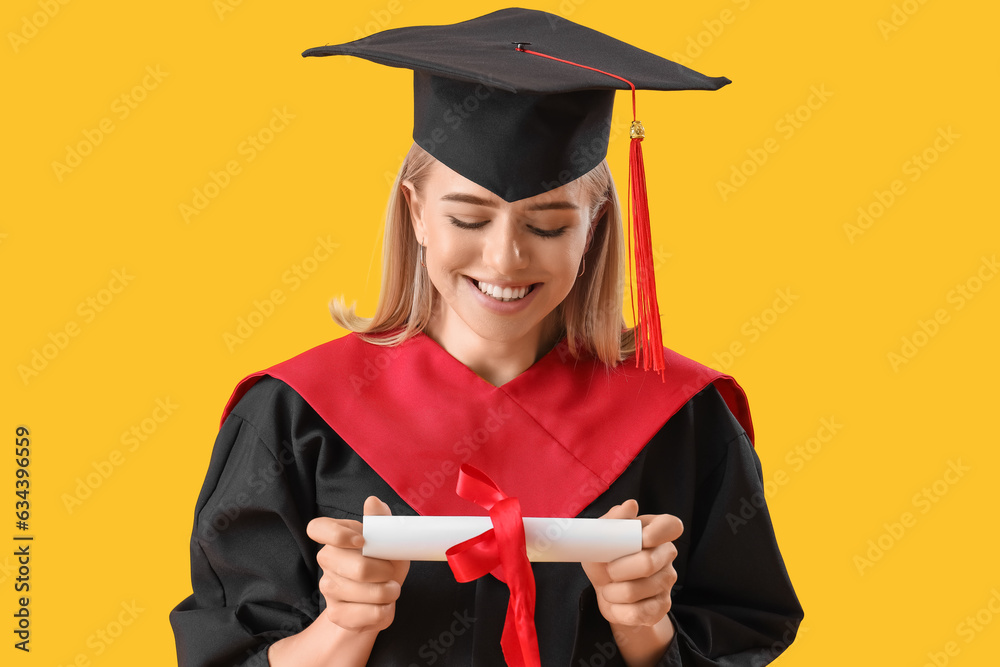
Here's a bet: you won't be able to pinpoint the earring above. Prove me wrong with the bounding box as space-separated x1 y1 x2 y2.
578 236 593 278
419 243 426 268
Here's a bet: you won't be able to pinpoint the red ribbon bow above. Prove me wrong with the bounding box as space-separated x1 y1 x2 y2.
445 464 540 667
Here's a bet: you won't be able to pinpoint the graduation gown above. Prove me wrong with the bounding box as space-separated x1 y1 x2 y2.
170 333 802 666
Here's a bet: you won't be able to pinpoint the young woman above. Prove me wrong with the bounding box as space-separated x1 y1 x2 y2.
171 9 802 667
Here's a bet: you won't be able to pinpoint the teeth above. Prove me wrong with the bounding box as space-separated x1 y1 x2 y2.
477 280 531 302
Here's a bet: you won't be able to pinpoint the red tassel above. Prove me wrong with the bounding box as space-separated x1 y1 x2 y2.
628 121 665 378
513 45 666 378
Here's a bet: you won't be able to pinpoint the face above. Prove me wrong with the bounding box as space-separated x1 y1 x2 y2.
404 159 598 355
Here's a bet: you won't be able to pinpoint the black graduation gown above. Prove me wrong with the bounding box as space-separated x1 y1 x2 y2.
170 375 802 666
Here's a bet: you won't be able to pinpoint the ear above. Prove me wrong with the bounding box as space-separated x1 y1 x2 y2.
587 200 609 250
401 179 427 243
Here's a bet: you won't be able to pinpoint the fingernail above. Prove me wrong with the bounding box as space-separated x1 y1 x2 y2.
352 534 364 547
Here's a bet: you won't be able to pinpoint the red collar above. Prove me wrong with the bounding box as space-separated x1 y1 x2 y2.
222 333 752 516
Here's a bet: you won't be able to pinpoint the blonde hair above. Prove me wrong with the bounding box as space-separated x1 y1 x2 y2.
330 143 636 365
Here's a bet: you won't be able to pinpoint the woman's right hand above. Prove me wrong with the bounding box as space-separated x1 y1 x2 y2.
306 496 411 634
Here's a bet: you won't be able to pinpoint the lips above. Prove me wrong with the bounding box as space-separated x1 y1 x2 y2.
473 279 536 302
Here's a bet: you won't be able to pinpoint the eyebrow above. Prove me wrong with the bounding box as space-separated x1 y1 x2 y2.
440 192 579 211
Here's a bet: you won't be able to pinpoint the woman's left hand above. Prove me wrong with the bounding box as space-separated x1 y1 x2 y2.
581 500 682 664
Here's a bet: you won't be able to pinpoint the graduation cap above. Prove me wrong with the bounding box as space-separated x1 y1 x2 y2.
303 7 730 375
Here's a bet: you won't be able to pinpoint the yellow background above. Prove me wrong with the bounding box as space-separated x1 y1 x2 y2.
3 0 998 664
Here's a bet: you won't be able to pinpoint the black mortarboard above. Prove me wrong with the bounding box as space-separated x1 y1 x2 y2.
303 7 730 378
302 7 729 202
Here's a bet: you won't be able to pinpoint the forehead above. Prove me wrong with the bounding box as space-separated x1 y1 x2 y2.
423 158 587 210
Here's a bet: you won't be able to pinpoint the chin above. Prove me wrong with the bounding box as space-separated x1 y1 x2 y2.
462 309 563 348
466 320 539 344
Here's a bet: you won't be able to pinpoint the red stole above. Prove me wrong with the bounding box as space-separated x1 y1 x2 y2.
221 333 752 517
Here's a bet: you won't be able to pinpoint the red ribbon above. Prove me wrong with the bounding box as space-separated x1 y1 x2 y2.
445 465 540 667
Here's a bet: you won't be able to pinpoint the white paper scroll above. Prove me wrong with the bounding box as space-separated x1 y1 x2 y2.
362 516 641 563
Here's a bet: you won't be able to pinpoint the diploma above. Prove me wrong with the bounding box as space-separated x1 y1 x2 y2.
363 516 641 562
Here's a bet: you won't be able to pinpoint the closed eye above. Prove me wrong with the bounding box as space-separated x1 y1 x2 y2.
528 225 567 238
448 216 567 238
448 216 489 230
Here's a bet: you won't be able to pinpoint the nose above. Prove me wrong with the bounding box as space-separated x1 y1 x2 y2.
483 218 528 275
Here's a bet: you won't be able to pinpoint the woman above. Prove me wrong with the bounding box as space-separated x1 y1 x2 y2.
171 8 802 667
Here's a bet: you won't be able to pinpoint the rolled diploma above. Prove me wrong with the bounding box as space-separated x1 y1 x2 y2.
363 516 641 563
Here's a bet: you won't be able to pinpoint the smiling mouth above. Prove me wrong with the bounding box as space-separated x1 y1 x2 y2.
472 279 537 302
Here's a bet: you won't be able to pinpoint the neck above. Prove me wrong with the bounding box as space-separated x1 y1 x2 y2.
424 312 562 387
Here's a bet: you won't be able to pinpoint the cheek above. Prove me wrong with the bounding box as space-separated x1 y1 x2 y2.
428 232 476 272
548 251 579 282
424 227 480 290
544 238 588 281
